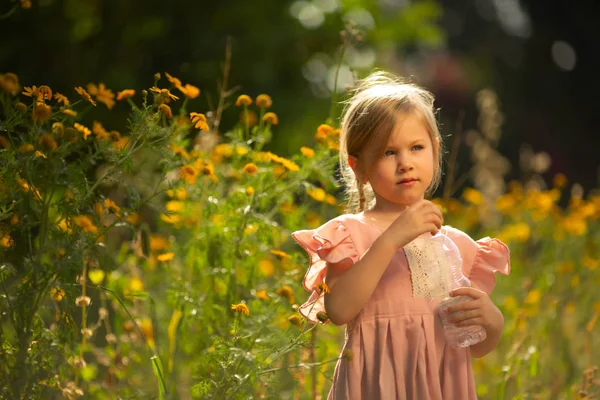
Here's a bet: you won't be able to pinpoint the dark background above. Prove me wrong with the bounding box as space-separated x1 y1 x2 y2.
2 0 598 193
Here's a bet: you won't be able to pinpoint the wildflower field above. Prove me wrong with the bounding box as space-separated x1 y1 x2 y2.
0 66 598 399
0 6 599 397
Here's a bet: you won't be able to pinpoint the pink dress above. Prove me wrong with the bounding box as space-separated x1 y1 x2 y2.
292 213 511 400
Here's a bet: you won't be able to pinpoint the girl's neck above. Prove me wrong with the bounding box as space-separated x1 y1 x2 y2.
361 207 406 231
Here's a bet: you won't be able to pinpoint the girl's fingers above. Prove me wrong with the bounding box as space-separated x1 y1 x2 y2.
451 287 483 299
447 309 481 323
445 301 479 315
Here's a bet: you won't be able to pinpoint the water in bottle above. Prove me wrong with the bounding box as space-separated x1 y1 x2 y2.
429 232 487 348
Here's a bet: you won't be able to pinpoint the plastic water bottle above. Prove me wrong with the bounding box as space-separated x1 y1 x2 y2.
430 232 487 348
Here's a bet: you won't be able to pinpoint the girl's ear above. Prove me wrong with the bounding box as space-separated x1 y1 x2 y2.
348 156 367 183
348 156 358 171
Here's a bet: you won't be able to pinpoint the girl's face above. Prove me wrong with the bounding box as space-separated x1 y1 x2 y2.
355 112 437 212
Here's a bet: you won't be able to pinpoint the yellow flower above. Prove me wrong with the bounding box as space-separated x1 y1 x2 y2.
276 285 295 304
562 215 586 236
53 92 69 105
92 121 110 141
327 139 340 151
157 252 175 262
307 187 326 202
87 83 115 109
32 102 52 123
51 287 65 302
72 215 98 233
262 112 278 125
128 277 144 292
150 87 179 101
300 146 315 158
117 89 136 101
20 0 31 9
317 124 334 136
22 85 39 98
462 188 484 206
255 289 269 300
52 122 64 135
245 186 255 196
88 269 105 285
211 143 233 163
74 123 92 140
165 72 182 87
190 112 209 131
259 259 275 277
317 282 330 294
158 103 173 118
37 85 53 101
17 177 42 201
242 163 259 176
256 94 273 108
178 83 200 99
270 249 291 259
0 72 20 95
288 314 303 327
180 165 198 185
326 194 337 206
231 303 250 316
63 109 77 117
35 150 47 158
19 144 34 152
0 136 8 149
166 201 185 214
39 133 58 151
150 235 169 252
199 162 219 182
103 198 120 215
235 94 252 106
1 234 12 248
75 86 97 106
524 289 542 304
496 193 516 215
269 152 299 171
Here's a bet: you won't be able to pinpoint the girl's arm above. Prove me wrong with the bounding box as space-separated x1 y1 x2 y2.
324 234 398 325
324 199 443 325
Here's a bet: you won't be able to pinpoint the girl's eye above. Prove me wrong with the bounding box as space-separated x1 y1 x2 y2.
411 145 424 151
384 150 395 157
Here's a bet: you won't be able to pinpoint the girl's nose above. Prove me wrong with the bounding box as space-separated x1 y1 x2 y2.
396 154 413 172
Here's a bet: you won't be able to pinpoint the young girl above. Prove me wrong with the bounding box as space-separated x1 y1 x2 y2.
292 72 510 399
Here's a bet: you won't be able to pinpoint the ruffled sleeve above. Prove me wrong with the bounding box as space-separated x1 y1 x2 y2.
291 218 360 323
443 226 511 294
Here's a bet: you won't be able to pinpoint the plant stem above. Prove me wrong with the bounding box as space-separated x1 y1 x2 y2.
443 110 464 199
212 37 232 136
328 40 350 125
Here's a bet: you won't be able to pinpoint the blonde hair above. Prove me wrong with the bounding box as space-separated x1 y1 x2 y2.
339 71 444 213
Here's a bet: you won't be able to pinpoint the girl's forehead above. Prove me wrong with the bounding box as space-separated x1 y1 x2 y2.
386 116 431 145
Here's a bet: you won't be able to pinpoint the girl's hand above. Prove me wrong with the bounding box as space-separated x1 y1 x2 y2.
384 199 444 249
443 287 504 333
